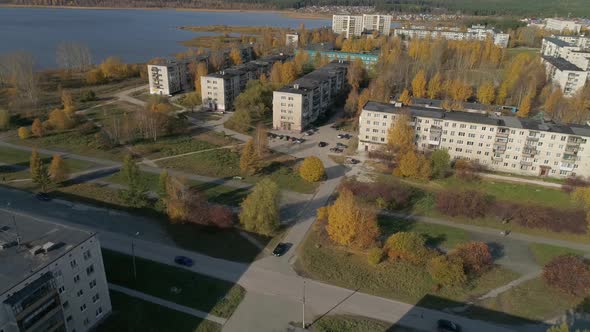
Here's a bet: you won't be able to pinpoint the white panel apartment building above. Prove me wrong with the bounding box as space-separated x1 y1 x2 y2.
361 14 393 36
332 15 364 38
148 55 208 95
201 54 289 111
545 18 582 34
0 217 111 332
359 101 590 178
273 60 349 132
394 25 510 48
541 36 589 95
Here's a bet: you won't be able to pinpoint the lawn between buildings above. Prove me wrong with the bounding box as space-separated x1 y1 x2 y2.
303 314 419 332
102 249 245 319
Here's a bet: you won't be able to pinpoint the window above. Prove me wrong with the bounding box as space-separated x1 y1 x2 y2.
58 286 65 294
66 316 73 322
74 275 80 283
84 318 90 326
80 304 87 312
92 293 100 303
96 307 103 318
86 265 95 276
70 260 77 268
77 289 84 297
83 250 92 260
63 301 69 309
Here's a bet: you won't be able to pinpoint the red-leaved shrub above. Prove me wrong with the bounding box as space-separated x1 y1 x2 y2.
543 255 590 297
435 190 489 218
340 179 413 210
208 204 234 228
495 202 586 234
451 242 493 274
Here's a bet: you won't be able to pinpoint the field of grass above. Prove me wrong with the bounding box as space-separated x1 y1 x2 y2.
85 101 142 126
98 290 221 332
378 215 469 250
528 243 585 266
132 136 226 160
296 229 519 309
157 148 241 178
308 315 422 332
102 249 245 318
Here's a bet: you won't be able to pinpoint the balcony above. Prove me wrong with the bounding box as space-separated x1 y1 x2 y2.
526 136 539 142
562 153 578 161
560 163 575 171
493 144 506 152
495 130 509 138
520 160 533 166
492 156 503 162
568 136 584 144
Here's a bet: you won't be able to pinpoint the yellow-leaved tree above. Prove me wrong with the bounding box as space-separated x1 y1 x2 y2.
399 89 412 105
427 72 443 99
229 48 243 65
477 81 496 105
31 118 44 137
48 154 69 184
517 93 533 118
387 113 414 153
411 70 427 98
299 156 325 182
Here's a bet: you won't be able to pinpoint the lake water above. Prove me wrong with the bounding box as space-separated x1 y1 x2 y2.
0 7 330 68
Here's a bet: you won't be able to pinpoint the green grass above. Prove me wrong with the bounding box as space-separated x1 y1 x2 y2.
506 48 541 59
378 215 469 250
435 176 574 209
473 278 583 322
132 136 224 160
528 243 585 266
310 315 392 332
102 249 245 318
246 165 318 194
157 148 241 178
296 229 519 308
97 290 221 332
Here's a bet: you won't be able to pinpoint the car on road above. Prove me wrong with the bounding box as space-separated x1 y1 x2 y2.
336 142 348 149
174 256 194 267
283 135 291 141
278 135 284 139
318 141 328 147
269 133 278 139
272 243 289 257
437 319 461 332
35 192 51 201
329 147 343 153
345 158 360 164
304 130 315 136
337 133 351 139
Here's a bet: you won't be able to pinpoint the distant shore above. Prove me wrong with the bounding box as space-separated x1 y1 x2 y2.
0 4 332 20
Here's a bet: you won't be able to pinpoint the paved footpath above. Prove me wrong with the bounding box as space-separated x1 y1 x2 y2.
109 283 227 325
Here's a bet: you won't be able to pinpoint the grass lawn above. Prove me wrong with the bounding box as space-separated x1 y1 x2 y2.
378 215 469 250
472 278 582 322
528 243 585 266
98 290 221 332
102 249 245 318
245 165 318 194
85 101 142 127
309 315 418 332
157 148 241 178
132 136 226 160
296 228 519 309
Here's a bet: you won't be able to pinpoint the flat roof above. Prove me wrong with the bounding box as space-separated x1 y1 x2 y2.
363 101 590 137
0 210 93 295
276 60 349 94
544 36 572 47
542 56 585 71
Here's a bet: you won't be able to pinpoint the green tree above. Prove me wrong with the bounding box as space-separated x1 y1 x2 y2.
30 149 50 192
118 154 148 208
239 178 280 235
158 170 169 198
430 149 451 179
427 255 467 287
384 231 432 265
0 109 9 130
48 154 69 184
299 156 325 182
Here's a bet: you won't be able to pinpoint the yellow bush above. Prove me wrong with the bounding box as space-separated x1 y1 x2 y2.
299 156 325 182
18 127 30 140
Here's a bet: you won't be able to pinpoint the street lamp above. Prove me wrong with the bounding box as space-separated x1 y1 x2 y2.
131 231 140 280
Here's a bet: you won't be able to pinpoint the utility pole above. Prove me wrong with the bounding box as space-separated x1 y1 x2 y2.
131 231 140 280
302 279 306 329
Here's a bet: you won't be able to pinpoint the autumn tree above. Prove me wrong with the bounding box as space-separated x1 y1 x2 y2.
449 80 473 102
477 81 495 105
384 231 433 265
326 189 380 249
48 154 69 184
269 62 283 85
0 109 9 130
18 127 30 139
411 70 427 98
399 89 412 105
544 89 563 119
451 242 493 274
239 178 280 236
543 255 590 297
281 61 297 84
229 48 243 65
517 93 533 118
299 156 325 182
118 154 148 208
345 88 360 117
428 255 467 287
49 109 75 131
427 73 443 99
61 90 75 116
31 118 44 137
430 149 451 179
30 149 50 192
240 139 260 175
387 113 414 153
194 62 208 94
253 123 268 158
347 58 367 90
56 42 92 71
394 150 431 180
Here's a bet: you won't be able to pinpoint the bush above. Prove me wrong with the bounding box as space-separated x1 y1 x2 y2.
367 247 384 266
208 204 234 229
562 176 590 193
340 179 413 210
427 255 467 287
451 242 493 274
430 149 451 179
436 190 490 218
79 90 97 102
543 255 590 297
0 109 9 130
384 231 435 265
496 202 587 234
17 127 30 139
299 156 325 182
78 122 97 135
454 159 482 181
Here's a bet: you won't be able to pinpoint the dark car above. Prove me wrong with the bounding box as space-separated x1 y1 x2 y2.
318 141 328 147
174 256 194 267
337 133 351 139
272 243 289 257
346 158 360 164
278 135 284 139
294 138 304 144
336 142 348 148
437 319 461 332
330 147 343 153
35 192 51 201
283 135 291 141
269 133 277 139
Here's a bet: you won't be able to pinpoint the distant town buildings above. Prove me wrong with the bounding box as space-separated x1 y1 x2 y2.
544 18 582 34
331 14 392 38
358 101 590 178
296 49 379 67
286 33 299 47
0 217 111 332
541 36 589 96
273 60 349 132
394 25 510 48
201 54 289 111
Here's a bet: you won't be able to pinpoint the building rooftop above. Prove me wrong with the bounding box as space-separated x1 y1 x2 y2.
542 56 585 71
205 54 289 79
0 211 94 295
363 101 590 137
544 36 573 47
276 60 350 94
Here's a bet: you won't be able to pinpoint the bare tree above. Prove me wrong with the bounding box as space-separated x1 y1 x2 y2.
56 42 92 71
0 52 38 105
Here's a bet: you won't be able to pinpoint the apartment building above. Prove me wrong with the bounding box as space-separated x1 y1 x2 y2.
394 25 510 48
148 55 208 95
545 18 582 34
273 60 349 132
286 33 299 47
201 54 289 111
556 35 590 50
296 49 379 67
542 56 588 96
361 14 393 36
358 101 590 178
542 36 590 71
0 216 111 332
332 15 364 38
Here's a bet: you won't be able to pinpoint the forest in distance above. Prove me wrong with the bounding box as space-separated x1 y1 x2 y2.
1 0 590 17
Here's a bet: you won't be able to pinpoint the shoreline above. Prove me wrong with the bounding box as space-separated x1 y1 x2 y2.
0 4 332 20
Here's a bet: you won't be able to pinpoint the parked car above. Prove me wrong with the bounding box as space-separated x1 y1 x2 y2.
174 256 194 267
272 243 289 257
345 158 360 164
437 319 461 332
232 176 244 180
330 147 343 153
269 133 277 139
318 141 328 147
304 130 315 136
337 133 351 139
290 136 298 142
336 142 348 149
294 138 304 144
330 123 339 129
283 135 290 141
35 192 51 201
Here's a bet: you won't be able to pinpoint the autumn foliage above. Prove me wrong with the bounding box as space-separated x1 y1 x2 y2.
299 156 325 182
543 255 590 297
384 231 434 265
427 255 466 287
451 242 493 274
436 190 490 219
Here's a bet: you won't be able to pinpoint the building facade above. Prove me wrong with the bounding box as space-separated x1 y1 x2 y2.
286 33 299 47
545 18 582 34
361 14 393 36
148 56 207 95
394 25 510 48
201 54 289 111
273 60 349 132
0 217 111 332
358 101 590 178
332 15 364 38
542 56 588 96
296 49 379 67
